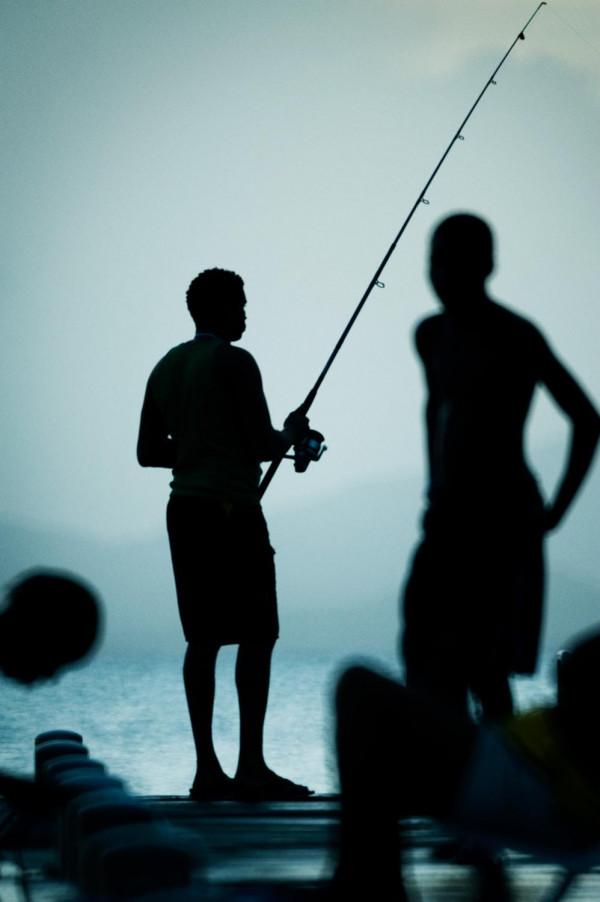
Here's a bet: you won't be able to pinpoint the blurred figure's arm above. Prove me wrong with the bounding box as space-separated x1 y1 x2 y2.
540 347 600 531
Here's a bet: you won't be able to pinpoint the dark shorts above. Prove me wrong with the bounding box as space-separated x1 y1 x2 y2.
401 503 545 680
166 495 279 646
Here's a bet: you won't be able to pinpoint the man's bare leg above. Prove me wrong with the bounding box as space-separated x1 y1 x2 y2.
234 641 311 798
235 640 272 780
183 642 232 795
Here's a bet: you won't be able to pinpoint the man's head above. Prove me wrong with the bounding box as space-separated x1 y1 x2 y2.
429 213 494 311
186 268 246 341
0 570 102 685
557 628 600 721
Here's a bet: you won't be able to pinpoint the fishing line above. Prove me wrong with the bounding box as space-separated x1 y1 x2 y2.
259 1 548 498
545 5 600 59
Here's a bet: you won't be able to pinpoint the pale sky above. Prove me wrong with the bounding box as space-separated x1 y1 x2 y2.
2 0 599 547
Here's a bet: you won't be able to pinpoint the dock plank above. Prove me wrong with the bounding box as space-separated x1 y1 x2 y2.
2 796 600 900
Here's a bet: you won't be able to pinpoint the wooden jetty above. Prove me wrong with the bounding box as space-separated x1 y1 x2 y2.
2 795 600 901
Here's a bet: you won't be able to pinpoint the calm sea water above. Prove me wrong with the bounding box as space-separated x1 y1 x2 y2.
0 649 555 796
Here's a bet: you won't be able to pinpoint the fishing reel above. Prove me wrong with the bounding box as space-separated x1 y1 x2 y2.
284 429 327 473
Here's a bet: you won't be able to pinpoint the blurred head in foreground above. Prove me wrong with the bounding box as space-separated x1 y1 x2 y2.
557 627 600 720
0 570 102 684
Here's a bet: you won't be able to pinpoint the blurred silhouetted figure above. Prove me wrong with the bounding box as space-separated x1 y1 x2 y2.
137 268 312 800
401 213 600 720
331 627 600 901
0 569 101 804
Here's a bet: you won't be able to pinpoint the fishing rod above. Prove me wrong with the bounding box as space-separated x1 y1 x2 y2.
259 1 547 498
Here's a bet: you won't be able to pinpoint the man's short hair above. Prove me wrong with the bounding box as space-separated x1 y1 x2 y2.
186 268 245 331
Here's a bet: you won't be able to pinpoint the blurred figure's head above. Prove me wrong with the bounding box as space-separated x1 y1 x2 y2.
557 627 600 740
429 213 494 311
186 268 247 341
0 570 102 685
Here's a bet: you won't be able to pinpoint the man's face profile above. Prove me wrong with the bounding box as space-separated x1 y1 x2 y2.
429 222 492 312
222 291 247 342
429 238 473 306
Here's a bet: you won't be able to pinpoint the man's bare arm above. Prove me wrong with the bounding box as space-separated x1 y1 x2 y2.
215 345 308 460
540 350 600 531
136 383 177 468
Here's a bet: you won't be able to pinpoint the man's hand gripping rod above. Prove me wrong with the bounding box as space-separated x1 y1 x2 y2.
259 2 547 499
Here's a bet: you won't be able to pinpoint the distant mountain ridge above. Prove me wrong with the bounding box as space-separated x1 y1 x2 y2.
1 452 598 665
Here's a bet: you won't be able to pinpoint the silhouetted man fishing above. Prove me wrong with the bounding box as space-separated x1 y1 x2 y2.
137 268 313 800
401 213 600 720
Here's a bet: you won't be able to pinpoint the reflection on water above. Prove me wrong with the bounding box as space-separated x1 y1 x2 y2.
0 649 554 795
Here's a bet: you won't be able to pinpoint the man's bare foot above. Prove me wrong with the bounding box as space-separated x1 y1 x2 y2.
189 772 235 800
234 768 313 800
